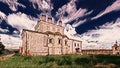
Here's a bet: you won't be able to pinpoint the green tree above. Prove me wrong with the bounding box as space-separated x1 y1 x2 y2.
0 42 5 54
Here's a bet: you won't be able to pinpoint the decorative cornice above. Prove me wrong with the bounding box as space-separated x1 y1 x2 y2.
22 29 82 43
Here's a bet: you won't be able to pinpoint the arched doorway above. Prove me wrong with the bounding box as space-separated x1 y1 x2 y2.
75 48 80 53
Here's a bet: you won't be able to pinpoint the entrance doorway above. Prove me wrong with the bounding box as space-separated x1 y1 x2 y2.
75 48 80 53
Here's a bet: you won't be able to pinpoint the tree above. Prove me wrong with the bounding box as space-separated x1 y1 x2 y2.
0 42 5 54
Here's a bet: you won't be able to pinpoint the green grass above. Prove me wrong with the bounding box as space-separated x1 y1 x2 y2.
0 54 120 68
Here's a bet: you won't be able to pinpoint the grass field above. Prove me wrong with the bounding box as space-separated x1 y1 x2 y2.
0 54 120 68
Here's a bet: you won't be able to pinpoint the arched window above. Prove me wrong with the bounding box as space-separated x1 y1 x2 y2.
74 43 76 47
65 40 67 45
115 47 118 50
58 38 62 44
77 44 79 47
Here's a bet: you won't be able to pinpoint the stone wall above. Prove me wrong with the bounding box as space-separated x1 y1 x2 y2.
72 40 82 54
35 15 64 35
82 49 112 55
22 30 48 56
112 45 120 55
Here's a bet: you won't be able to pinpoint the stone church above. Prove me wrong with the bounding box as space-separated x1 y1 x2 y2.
21 14 82 56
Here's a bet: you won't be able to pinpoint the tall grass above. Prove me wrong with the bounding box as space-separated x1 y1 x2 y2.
0 54 120 68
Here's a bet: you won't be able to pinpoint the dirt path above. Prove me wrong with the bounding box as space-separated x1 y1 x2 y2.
0 54 15 61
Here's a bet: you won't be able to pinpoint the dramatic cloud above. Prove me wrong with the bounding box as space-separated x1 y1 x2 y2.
30 0 53 14
64 24 76 35
0 28 9 33
0 0 26 11
1 0 120 50
56 0 92 28
0 12 37 49
0 34 21 49
56 0 79 23
81 18 120 49
7 12 37 32
0 11 6 22
92 0 120 20
72 19 87 27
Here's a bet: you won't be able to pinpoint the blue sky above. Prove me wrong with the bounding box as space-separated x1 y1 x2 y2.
0 0 120 49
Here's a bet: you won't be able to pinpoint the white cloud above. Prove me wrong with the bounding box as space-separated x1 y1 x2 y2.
0 11 6 22
7 12 37 32
0 11 6 19
0 12 37 50
0 0 26 11
0 34 22 49
81 18 120 49
72 19 87 27
92 0 120 20
56 0 92 26
64 17 120 49
30 0 53 13
64 24 76 35
0 28 9 33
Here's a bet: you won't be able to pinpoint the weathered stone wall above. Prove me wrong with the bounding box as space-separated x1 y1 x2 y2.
35 18 64 35
21 31 27 55
112 45 120 55
82 49 112 55
24 31 48 56
72 40 82 53
67 39 73 54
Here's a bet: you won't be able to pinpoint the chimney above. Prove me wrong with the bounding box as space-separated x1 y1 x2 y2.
48 17 52 23
41 14 46 21
58 20 62 26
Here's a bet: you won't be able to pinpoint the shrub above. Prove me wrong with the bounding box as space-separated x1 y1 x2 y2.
74 57 90 65
45 62 58 68
56 55 72 65
44 56 55 63
62 56 72 65
0 42 5 54
23 56 32 60
56 57 64 65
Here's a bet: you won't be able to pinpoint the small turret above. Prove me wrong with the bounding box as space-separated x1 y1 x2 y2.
58 20 62 26
41 14 46 22
112 41 118 49
48 17 52 23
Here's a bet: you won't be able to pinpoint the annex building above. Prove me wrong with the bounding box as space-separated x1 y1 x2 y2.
21 14 82 56
81 42 120 55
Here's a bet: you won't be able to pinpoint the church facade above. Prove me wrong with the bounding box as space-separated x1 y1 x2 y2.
21 15 82 56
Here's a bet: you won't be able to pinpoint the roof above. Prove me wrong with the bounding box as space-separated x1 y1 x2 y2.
22 29 82 43
82 49 112 51
22 29 67 37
